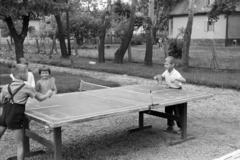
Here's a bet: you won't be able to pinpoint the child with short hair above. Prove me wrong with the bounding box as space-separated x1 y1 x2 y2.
10 58 35 88
35 66 57 133
154 56 186 134
0 63 53 160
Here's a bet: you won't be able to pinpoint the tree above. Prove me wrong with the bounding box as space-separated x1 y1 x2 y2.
0 0 67 62
114 0 137 63
208 0 240 21
182 0 195 71
137 0 183 64
98 0 112 63
143 17 153 66
69 12 99 46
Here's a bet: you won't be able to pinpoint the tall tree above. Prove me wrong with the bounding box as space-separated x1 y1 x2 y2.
138 0 182 65
114 0 137 63
182 0 195 71
98 0 112 63
143 17 153 66
54 13 68 58
0 0 67 62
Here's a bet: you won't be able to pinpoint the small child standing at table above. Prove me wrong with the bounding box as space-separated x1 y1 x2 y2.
0 64 53 160
10 58 35 88
35 66 57 133
154 56 186 134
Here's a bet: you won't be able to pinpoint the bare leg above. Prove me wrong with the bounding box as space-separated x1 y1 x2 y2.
0 126 7 138
12 129 24 160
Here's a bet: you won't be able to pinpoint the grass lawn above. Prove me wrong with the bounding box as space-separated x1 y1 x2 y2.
21 54 240 91
0 63 120 93
1 44 240 91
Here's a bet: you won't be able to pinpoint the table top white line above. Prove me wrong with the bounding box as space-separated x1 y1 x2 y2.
27 111 53 125
28 105 60 110
115 87 171 95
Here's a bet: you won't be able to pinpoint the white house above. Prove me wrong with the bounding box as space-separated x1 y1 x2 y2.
169 0 240 46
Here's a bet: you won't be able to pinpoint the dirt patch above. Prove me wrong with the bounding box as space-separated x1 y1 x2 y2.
1 63 240 160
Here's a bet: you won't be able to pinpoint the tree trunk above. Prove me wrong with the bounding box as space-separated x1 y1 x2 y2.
152 28 158 44
144 17 153 66
5 15 29 62
114 0 136 63
55 14 69 58
128 42 132 62
163 27 168 58
74 38 79 56
98 35 105 63
49 35 56 59
98 0 111 63
35 38 40 54
7 39 12 51
14 39 24 62
182 0 194 71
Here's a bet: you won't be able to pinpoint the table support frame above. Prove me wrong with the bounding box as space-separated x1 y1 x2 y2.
129 103 195 145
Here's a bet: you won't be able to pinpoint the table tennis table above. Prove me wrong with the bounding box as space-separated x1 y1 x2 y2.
10 84 212 160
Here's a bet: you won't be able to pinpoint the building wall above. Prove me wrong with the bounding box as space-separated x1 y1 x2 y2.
228 13 240 39
28 20 40 31
169 15 227 40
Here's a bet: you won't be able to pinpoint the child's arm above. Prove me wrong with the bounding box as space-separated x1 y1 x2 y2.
51 77 57 94
153 75 165 84
173 76 186 83
35 81 40 92
34 90 53 101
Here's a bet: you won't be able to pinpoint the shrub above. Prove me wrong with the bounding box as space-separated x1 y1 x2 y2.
131 34 144 45
168 38 183 58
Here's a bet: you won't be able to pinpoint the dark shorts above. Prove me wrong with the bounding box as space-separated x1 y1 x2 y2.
0 102 25 129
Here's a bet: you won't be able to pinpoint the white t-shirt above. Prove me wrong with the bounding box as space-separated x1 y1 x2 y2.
162 68 183 88
10 72 35 88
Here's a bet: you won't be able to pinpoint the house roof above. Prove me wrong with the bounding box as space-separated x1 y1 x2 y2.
170 0 240 16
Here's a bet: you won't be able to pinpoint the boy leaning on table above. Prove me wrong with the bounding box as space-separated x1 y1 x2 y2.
154 56 186 134
0 63 53 160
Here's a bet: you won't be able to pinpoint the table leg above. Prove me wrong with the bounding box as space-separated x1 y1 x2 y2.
170 103 195 145
53 127 62 160
129 111 152 133
7 118 45 160
24 118 30 153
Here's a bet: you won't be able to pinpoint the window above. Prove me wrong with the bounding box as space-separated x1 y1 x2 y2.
206 0 214 6
204 21 215 32
169 18 173 35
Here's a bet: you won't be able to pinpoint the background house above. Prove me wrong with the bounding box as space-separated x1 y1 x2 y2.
169 0 240 46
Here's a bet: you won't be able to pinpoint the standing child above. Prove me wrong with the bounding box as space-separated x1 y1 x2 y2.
154 56 186 134
35 66 57 133
0 64 53 160
10 58 35 88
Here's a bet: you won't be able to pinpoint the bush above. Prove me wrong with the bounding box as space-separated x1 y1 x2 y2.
168 38 183 58
131 35 144 45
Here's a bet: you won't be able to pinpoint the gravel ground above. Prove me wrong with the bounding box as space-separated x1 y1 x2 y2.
1 64 240 160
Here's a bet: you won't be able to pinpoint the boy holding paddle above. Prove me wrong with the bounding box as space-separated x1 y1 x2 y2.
154 56 186 134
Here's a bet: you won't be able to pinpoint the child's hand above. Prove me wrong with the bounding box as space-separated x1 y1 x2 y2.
154 75 164 84
154 76 159 84
47 89 53 98
171 79 180 85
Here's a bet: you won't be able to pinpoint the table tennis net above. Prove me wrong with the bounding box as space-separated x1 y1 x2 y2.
78 79 110 91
